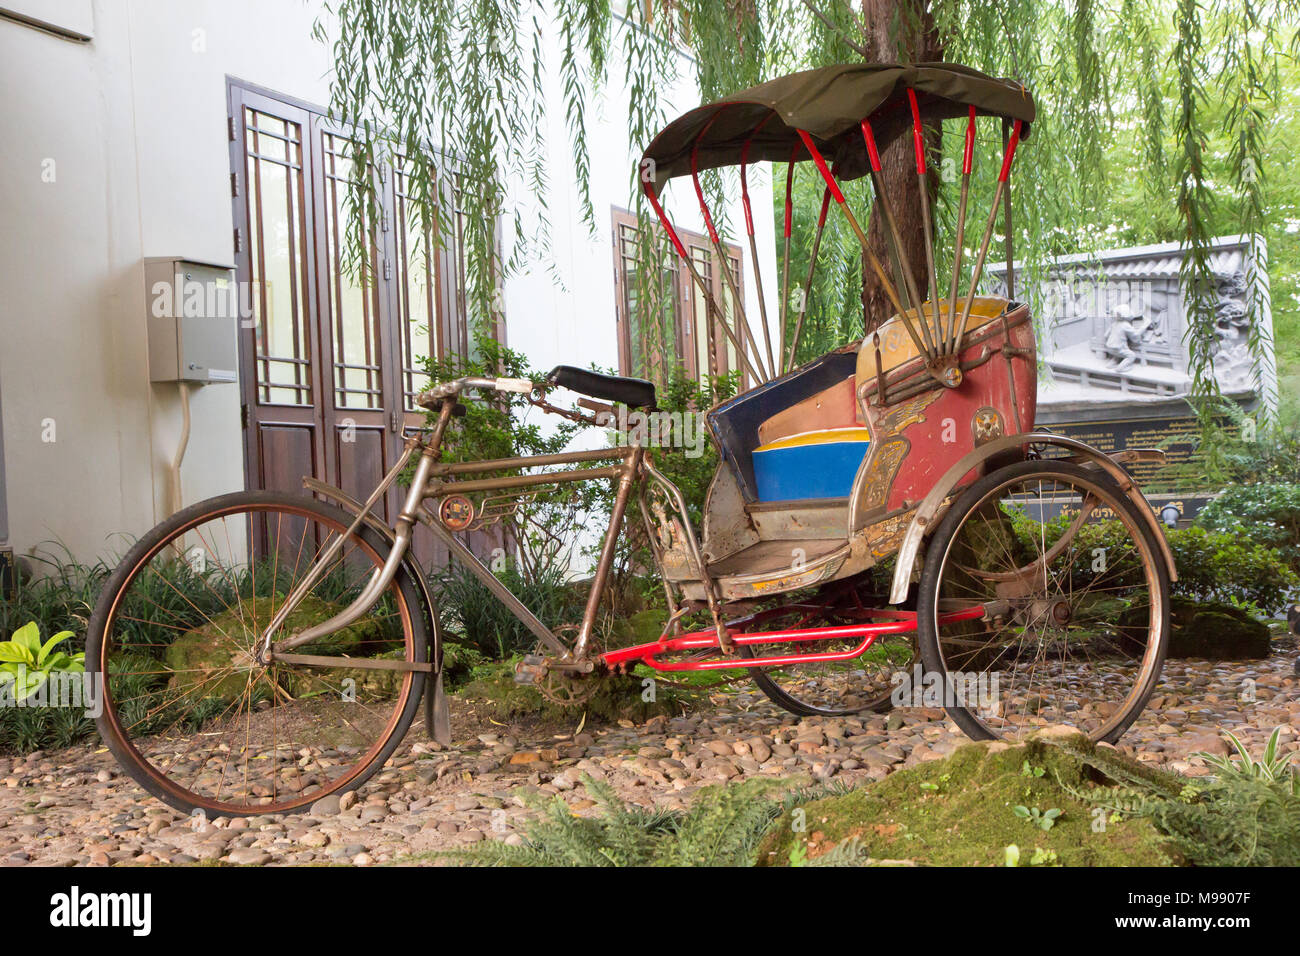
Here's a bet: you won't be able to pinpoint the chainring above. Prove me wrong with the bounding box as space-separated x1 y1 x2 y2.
532 626 601 708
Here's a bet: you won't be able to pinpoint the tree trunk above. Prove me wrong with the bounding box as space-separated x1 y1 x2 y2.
859 0 943 335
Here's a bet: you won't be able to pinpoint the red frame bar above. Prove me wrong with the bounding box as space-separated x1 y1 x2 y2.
739 112 775 238
906 88 926 175
796 130 845 203
601 605 987 672
641 181 689 259
689 107 728 244
999 119 1023 182
816 185 832 228
860 119 882 172
962 105 977 175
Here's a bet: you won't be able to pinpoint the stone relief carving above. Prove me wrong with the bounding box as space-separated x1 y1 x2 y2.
990 238 1272 402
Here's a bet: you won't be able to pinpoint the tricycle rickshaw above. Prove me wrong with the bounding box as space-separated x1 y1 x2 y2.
88 63 1174 816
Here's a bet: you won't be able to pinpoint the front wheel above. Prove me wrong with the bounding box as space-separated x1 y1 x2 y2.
87 491 428 816
916 459 1169 743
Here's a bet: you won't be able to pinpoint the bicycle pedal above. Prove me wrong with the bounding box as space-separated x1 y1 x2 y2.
514 655 547 685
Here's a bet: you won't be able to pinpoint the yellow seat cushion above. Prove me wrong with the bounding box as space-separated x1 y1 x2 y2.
856 296 1010 390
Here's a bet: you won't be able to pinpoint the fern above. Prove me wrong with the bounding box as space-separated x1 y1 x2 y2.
1059 728 1300 867
443 774 783 867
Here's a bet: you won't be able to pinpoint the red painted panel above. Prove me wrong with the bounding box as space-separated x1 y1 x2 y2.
882 313 1036 512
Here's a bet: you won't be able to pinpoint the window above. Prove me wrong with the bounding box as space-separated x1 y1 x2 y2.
611 207 746 387
230 80 484 513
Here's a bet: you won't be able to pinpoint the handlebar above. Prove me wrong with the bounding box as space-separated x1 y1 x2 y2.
416 376 535 405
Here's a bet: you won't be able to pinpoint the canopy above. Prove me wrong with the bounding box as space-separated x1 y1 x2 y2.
641 62 1036 186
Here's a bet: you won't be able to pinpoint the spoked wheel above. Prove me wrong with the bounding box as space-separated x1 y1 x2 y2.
917 459 1169 743
87 491 428 817
738 576 918 717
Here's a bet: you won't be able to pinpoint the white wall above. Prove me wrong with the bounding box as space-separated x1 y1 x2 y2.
0 0 779 565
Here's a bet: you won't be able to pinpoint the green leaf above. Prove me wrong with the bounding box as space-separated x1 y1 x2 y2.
37 630 74 666
16 670 47 701
0 642 32 664
1004 844 1020 867
1263 727 1280 766
12 622 42 655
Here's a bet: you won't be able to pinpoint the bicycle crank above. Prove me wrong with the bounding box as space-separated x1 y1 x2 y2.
512 627 602 708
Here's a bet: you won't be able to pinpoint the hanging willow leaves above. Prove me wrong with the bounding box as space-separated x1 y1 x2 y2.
320 0 1299 407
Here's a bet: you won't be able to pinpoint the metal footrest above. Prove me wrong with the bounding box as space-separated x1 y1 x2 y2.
513 654 547 685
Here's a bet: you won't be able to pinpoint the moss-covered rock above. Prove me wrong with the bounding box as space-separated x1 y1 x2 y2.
758 730 1181 867
164 594 397 703
1121 595 1270 660
456 659 700 725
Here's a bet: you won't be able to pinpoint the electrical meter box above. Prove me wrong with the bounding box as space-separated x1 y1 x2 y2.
145 257 239 384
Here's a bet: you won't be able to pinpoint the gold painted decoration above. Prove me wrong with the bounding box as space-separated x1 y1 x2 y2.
438 495 475 531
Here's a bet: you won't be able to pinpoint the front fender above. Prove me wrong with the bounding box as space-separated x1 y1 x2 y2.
887 433 1178 604
302 478 442 670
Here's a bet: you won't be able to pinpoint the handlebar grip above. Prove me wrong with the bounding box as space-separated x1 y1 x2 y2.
493 378 535 394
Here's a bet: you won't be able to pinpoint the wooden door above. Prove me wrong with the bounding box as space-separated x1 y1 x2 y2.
229 80 485 570
230 86 326 497
311 118 401 519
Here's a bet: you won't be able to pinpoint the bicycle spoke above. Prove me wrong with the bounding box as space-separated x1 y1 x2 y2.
94 498 421 815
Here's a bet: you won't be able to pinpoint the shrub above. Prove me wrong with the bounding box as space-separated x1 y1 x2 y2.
0 622 84 700
1195 482 1300 570
1005 507 1298 616
441 774 789 866
1191 399 1300 486
0 546 105 649
430 556 586 659
422 337 588 579
1165 525 1298 614
0 554 103 755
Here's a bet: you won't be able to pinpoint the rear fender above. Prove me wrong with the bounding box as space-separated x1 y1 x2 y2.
887 433 1178 604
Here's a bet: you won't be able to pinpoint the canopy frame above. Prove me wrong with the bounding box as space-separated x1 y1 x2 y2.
637 63 1032 388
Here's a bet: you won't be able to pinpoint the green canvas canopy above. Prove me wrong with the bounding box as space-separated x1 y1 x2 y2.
641 62 1036 186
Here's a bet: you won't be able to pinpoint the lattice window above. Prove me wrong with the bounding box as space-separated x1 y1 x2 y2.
244 108 313 406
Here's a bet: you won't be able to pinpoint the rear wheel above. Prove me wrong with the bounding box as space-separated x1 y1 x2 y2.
740 576 917 717
916 459 1169 743
87 491 428 817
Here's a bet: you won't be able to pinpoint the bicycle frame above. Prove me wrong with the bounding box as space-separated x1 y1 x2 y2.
260 385 649 670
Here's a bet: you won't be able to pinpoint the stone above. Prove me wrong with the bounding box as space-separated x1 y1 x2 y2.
226 847 271 865
310 794 342 817
1170 734 1230 757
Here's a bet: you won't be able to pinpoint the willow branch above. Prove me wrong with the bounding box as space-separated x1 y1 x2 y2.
797 0 871 58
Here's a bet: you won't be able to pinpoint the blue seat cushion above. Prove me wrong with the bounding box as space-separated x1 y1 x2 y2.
752 428 870 501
